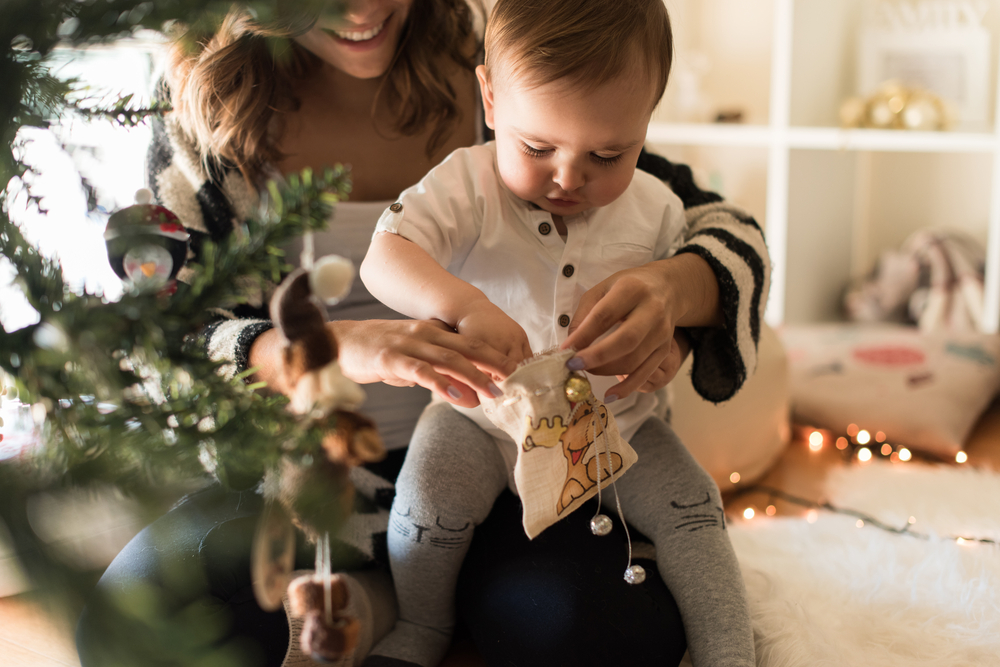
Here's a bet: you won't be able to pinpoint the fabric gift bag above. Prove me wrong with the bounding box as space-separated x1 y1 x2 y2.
482 349 638 538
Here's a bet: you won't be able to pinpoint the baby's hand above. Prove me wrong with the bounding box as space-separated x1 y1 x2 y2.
456 301 532 374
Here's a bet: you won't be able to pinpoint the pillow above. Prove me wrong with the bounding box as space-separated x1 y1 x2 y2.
669 323 791 490
780 323 1000 457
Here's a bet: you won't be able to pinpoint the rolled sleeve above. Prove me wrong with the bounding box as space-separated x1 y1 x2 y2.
374 145 496 269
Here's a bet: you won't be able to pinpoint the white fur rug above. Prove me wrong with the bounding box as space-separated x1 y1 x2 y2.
728 463 1000 666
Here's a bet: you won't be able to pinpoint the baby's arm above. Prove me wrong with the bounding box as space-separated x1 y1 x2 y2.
361 232 532 378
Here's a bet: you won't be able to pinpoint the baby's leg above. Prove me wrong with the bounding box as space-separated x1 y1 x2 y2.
616 417 754 667
365 403 509 667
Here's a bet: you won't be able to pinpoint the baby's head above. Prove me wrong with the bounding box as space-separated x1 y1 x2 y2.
477 0 673 217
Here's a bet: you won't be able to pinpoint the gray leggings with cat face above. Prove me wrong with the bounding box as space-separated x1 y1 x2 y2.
385 401 754 667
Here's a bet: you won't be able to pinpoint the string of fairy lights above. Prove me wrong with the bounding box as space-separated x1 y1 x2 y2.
723 425 998 548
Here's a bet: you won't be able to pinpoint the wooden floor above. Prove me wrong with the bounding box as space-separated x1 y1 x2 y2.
4 402 1000 667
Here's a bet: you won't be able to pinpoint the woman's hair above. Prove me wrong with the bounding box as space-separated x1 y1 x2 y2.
483 0 672 109
168 1 483 186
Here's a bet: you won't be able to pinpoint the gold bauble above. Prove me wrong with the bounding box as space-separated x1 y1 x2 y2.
564 375 592 403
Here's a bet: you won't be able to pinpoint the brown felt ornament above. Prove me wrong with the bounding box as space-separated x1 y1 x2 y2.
252 255 386 660
287 573 361 663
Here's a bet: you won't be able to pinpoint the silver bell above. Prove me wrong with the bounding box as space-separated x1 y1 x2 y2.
624 564 646 585
590 514 613 536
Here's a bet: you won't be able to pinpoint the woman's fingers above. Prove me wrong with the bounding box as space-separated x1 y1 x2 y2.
332 319 513 405
601 343 671 400
563 274 670 373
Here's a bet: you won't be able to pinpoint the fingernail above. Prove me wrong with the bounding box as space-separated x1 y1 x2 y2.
566 357 586 371
489 382 503 398
604 394 618 404
447 386 463 400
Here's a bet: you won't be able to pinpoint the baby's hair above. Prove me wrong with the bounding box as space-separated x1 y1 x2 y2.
483 0 673 108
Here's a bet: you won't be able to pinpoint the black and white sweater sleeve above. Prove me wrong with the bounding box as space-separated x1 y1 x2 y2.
637 149 771 403
146 82 273 379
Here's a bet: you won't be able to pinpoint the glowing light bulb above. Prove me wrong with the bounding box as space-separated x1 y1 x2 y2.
857 447 872 462
743 507 755 519
847 423 859 437
898 448 912 462
808 431 823 451
875 431 886 443
856 519 865 528
806 509 819 523
766 505 776 516
856 430 871 445
956 451 968 464
729 472 741 484
881 443 892 456
836 437 848 450
956 537 967 545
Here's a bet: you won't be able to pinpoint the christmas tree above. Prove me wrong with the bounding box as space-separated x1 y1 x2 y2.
1 2 354 663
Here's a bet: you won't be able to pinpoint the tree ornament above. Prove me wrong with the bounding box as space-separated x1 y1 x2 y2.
286 571 360 661
104 189 190 294
255 257 387 662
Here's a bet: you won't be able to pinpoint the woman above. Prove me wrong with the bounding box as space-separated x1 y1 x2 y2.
77 1 770 665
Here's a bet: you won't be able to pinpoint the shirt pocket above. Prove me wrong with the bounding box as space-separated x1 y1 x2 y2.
600 241 655 271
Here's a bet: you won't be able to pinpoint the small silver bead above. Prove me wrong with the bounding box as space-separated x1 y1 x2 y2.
590 514 613 536
624 564 646 585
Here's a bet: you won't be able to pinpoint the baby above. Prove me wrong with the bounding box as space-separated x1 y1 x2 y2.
360 0 754 665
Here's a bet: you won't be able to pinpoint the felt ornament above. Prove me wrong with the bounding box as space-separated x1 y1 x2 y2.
104 189 190 295
482 348 638 539
285 560 361 662
252 255 385 661
264 260 386 539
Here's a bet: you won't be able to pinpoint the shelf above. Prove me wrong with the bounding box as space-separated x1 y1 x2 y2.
647 123 1000 153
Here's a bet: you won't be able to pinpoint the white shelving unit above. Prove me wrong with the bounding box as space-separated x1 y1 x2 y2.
648 0 1000 332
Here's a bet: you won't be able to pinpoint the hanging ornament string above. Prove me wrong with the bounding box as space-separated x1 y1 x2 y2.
316 530 333 626
566 375 645 586
300 230 315 271
590 403 645 584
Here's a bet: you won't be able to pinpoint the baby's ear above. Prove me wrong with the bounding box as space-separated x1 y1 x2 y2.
475 65 496 130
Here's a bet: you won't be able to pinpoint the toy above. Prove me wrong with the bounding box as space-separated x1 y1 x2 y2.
481 349 638 536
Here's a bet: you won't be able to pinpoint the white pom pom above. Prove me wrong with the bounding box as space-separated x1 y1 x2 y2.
134 188 153 205
309 255 355 306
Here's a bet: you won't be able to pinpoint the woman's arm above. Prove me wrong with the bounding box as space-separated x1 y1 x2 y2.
562 150 770 403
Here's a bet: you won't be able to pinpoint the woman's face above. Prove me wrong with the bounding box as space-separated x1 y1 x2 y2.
294 0 414 79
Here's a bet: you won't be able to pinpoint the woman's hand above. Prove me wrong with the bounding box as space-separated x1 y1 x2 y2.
330 318 517 407
561 254 719 400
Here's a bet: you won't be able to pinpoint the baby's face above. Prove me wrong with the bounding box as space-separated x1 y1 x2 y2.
477 65 655 218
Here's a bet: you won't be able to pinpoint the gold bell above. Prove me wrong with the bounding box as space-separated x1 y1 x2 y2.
564 375 592 403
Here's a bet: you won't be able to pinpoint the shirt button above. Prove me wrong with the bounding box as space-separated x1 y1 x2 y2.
558 314 571 327
538 222 552 235
389 202 403 212
562 264 575 278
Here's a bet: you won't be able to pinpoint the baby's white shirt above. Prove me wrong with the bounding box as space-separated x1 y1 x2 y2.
375 141 686 454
